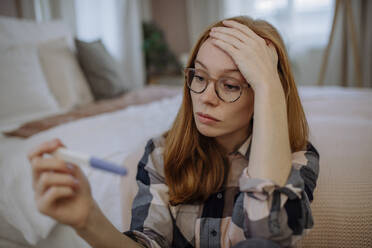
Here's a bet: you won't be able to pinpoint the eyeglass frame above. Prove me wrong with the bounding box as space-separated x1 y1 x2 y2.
184 67 251 103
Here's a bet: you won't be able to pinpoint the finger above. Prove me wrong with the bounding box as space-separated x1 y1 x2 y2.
37 186 75 215
27 138 65 163
268 42 278 64
210 38 241 67
211 26 252 44
37 171 79 195
67 163 91 195
31 157 74 189
68 163 84 180
210 37 238 56
209 31 244 50
209 32 244 52
222 20 266 46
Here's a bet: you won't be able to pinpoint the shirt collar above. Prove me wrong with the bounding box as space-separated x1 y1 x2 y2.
238 133 252 157
228 132 253 158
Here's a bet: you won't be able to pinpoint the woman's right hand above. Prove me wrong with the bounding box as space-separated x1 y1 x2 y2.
27 138 95 230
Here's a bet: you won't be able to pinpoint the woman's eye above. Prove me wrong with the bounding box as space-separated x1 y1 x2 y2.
194 75 205 82
223 83 240 91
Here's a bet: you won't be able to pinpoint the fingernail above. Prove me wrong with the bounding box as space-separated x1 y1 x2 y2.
73 178 79 185
66 163 75 171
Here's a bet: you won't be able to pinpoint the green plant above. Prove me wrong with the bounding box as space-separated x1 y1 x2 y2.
142 21 182 79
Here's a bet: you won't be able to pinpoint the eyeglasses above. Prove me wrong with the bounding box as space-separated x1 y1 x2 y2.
184 67 250 103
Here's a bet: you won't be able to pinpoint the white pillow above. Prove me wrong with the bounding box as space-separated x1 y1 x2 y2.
0 16 74 49
38 37 94 110
0 44 59 122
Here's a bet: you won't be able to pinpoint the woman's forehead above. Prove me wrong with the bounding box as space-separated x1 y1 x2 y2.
195 39 237 73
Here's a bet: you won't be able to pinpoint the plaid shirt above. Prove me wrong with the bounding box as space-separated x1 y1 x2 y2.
123 132 320 248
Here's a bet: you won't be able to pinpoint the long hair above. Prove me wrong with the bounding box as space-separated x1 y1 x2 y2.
163 16 309 205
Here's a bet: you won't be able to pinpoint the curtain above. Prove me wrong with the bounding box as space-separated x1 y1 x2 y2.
360 0 372 87
320 0 372 88
113 0 145 89
186 0 225 47
74 0 145 89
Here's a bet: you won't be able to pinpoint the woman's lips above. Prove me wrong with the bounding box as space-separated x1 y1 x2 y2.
196 112 220 124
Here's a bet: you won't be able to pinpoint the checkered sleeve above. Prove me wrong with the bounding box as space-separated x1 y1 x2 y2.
238 141 320 247
123 139 173 248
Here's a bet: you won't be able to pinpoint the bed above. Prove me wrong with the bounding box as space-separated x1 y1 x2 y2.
0 87 182 248
1 16 371 248
0 15 181 247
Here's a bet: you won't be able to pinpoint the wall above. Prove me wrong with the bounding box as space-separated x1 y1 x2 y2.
150 0 190 58
0 0 18 17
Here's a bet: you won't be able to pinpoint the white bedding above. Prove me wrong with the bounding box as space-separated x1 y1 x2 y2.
0 94 183 247
1 85 371 248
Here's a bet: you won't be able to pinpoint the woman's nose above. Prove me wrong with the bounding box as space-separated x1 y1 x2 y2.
199 80 219 106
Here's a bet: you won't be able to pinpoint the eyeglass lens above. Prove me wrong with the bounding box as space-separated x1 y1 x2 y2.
186 68 242 102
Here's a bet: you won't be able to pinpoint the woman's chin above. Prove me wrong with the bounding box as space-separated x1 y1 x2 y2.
195 123 221 137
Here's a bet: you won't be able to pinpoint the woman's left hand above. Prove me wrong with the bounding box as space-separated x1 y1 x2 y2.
209 20 281 93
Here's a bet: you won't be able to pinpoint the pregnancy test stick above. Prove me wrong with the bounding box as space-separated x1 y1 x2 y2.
53 148 127 176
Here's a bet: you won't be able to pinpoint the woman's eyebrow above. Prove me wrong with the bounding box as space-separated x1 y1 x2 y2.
195 60 239 73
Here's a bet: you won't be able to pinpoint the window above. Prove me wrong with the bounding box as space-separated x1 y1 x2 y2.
222 0 334 56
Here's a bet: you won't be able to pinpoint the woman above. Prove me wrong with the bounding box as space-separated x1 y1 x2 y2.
28 16 319 248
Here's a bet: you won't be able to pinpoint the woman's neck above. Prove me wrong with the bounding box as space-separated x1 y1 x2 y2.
215 123 253 154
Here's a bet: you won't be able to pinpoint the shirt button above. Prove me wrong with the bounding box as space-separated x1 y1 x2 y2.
211 230 217 236
217 193 223 199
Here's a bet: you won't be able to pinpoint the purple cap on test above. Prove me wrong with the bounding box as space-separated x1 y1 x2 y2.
89 157 127 176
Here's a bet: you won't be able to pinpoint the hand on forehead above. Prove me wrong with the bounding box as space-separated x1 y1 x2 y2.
207 19 280 90
195 38 241 77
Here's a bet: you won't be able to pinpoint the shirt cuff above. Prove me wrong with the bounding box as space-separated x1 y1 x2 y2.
123 230 163 248
238 167 303 201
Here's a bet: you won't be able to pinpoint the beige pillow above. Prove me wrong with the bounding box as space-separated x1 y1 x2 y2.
38 37 94 110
